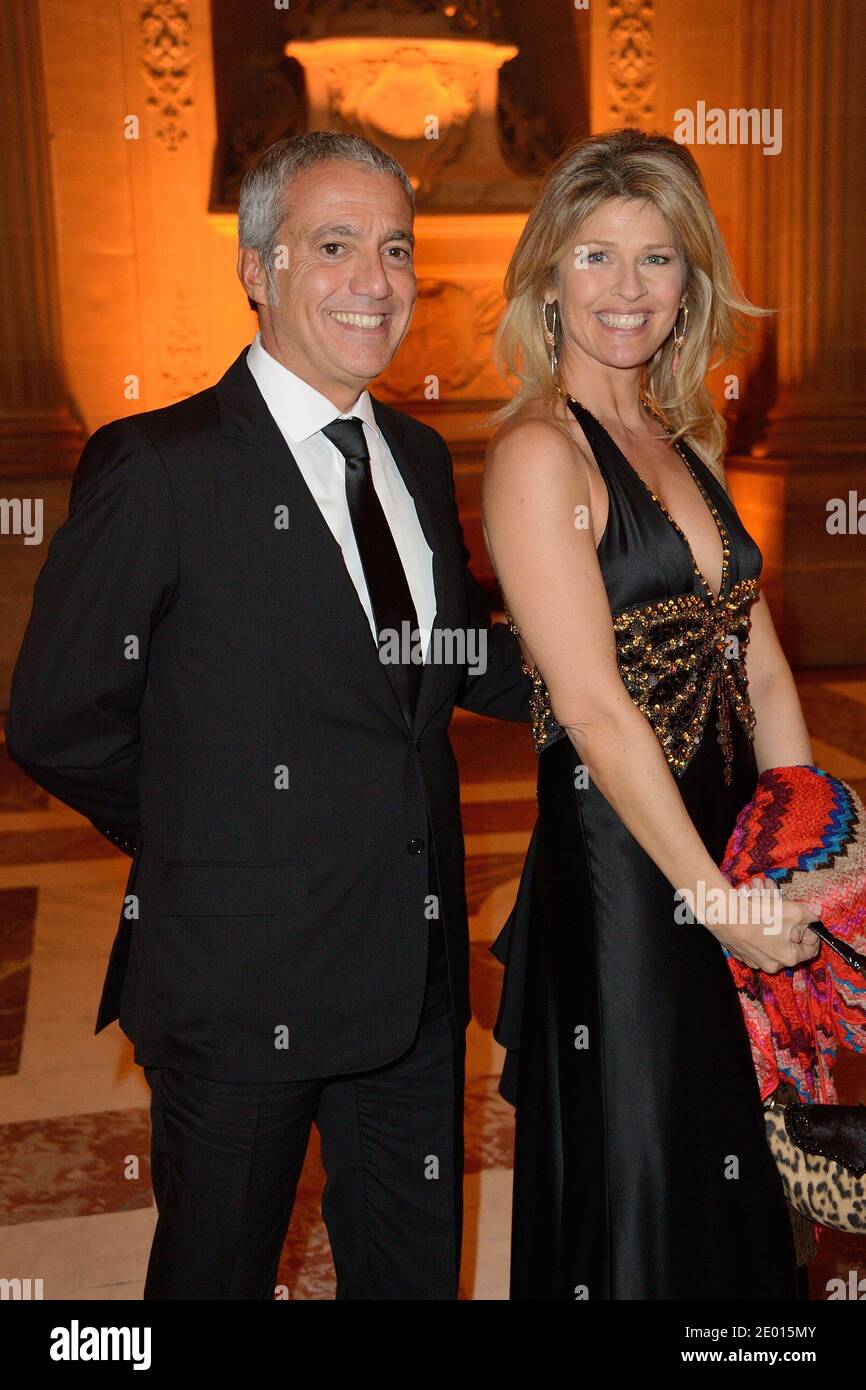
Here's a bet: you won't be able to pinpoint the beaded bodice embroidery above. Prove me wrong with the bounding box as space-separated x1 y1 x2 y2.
503 398 760 786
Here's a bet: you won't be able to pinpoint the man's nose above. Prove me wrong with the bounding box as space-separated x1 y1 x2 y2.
348 250 393 300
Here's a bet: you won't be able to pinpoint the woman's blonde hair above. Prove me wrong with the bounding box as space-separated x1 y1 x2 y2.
493 128 771 480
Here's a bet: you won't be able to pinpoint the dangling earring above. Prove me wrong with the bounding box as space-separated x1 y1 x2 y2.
542 299 558 376
672 297 689 375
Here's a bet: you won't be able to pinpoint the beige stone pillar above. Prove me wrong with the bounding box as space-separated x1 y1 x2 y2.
586 0 866 664
0 0 83 477
725 0 866 665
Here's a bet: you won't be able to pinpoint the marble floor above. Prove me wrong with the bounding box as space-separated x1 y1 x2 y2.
1 668 865 1300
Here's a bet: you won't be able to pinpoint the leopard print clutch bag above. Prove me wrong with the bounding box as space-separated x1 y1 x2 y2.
764 1095 866 1233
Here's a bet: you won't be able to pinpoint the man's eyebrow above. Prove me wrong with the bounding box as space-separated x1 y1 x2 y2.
308 223 359 240
307 223 415 247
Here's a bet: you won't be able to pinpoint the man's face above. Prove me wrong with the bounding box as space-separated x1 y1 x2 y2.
238 160 416 408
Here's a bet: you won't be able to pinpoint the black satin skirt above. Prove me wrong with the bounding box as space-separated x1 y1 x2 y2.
492 717 799 1300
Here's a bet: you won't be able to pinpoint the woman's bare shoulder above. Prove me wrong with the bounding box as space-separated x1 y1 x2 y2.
485 400 592 480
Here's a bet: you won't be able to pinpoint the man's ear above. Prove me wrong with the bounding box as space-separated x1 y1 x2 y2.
237 246 268 312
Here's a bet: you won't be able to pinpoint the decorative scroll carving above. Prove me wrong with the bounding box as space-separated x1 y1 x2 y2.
287 36 520 204
376 280 505 400
607 0 655 128
325 45 478 190
161 289 208 402
213 1 547 209
140 0 194 154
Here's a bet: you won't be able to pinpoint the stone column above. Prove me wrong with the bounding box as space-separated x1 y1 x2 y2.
755 1 866 450
587 0 866 665
0 0 83 478
726 0 866 665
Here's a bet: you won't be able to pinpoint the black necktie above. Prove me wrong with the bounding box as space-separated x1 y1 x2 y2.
321 416 421 725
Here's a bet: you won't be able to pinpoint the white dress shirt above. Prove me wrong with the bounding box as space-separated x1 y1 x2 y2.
246 332 435 660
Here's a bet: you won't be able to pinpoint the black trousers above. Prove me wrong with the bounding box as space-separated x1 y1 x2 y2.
142 919 465 1300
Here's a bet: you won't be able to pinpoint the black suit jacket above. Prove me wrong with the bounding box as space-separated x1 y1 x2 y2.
6 348 530 1081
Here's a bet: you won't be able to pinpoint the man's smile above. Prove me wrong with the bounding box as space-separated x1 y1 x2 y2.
328 310 389 331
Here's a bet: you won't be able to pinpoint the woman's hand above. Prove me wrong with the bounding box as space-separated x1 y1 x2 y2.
708 875 821 973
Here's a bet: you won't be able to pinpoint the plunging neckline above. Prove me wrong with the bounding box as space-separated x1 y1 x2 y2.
564 395 731 605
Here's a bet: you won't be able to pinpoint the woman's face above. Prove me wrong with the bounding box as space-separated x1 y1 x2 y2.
551 196 685 374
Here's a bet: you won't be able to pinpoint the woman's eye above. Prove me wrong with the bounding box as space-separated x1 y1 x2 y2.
585 251 671 265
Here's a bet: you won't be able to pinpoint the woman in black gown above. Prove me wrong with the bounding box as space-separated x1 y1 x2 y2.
482 129 820 1300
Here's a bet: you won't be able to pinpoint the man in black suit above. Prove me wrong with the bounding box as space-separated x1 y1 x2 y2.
6 132 529 1299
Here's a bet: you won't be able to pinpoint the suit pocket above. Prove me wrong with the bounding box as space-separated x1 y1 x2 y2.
157 861 308 916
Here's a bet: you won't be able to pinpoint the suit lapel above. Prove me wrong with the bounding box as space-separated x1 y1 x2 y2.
215 351 454 737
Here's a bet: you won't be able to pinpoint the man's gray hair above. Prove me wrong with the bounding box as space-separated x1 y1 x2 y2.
238 131 416 306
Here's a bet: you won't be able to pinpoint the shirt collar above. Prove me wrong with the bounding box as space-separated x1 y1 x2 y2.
246 331 380 445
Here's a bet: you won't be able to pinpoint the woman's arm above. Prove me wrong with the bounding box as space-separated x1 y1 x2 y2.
482 417 817 973
744 591 813 771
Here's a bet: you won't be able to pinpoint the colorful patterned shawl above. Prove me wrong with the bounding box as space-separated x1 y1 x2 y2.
721 765 866 1103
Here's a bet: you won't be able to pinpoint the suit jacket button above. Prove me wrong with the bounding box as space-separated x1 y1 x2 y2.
407 838 425 855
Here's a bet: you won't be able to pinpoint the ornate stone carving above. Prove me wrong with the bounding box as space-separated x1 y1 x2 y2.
161 288 208 402
286 36 520 204
140 0 194 154
376 280 505 401
212 1 545 209
607 0 655 128
329 45 477 191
